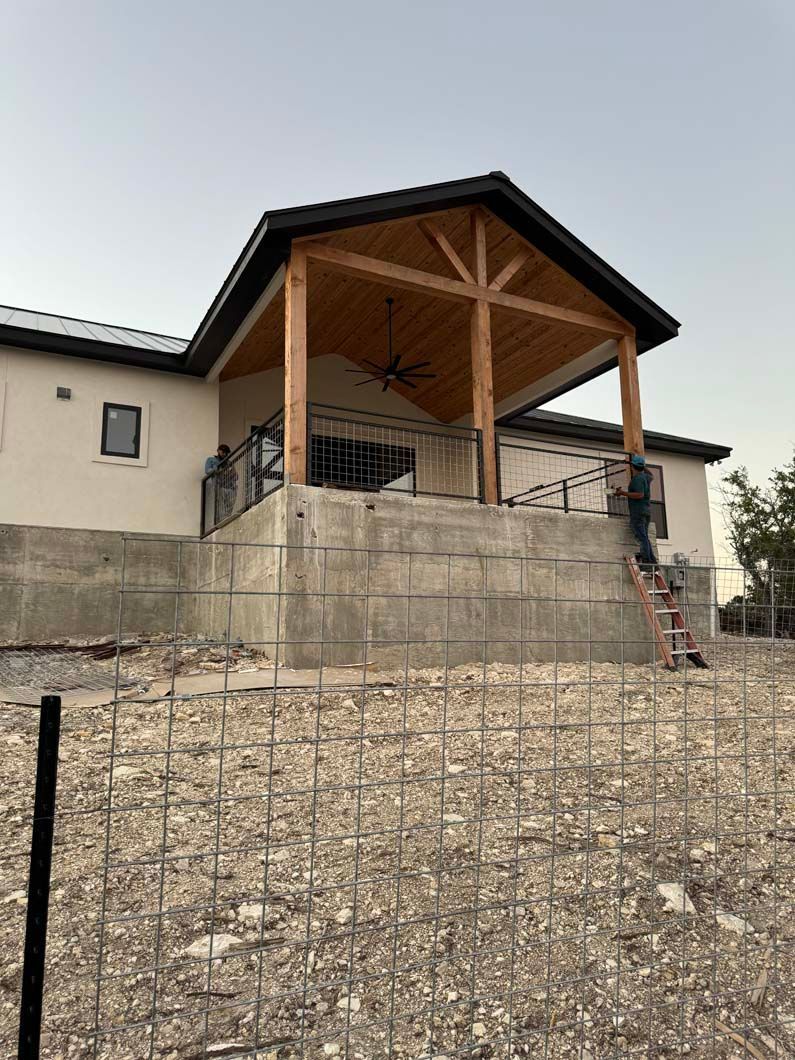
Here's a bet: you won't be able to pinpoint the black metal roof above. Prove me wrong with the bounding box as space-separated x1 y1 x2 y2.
505 408 732 463
0 172 680 384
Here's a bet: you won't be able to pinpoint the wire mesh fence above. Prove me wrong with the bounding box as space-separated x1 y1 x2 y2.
3 541 795 1059
308 405 483 503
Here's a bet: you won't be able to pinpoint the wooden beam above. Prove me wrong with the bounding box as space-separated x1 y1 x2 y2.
417 218 474 283
489 248 530 292
302 241 630 338
284 246 308 484
469 210 498 505
471 208 489 286
617 334 644 456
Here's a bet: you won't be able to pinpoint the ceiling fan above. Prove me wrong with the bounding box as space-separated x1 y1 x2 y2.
346 297 437 391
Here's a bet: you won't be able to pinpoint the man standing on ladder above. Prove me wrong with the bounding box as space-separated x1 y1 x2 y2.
615 454 658 568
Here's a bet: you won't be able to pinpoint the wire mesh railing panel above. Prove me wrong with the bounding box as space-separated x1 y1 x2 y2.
309 405 483 502
203 412 284 535
7 542 795 1058
497 440 628 516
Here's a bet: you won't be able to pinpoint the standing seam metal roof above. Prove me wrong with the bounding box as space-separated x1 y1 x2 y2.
0 304 189 354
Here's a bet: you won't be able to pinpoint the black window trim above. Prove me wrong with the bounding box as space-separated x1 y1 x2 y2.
101 401 142 459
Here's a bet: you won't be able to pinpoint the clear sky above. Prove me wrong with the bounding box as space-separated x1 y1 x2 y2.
2 1 793 555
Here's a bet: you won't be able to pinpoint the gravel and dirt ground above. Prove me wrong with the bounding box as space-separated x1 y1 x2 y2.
2 639 794 1059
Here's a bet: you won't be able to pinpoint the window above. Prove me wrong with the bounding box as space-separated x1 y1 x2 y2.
101 402 142 459
310 435 416 494
607 462 668 540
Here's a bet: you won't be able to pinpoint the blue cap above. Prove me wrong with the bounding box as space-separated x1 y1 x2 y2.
630 454 646 468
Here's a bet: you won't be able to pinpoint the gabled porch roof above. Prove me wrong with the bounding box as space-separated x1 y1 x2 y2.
187 171 680 406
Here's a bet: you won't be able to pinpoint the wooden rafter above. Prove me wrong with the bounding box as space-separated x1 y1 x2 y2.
301 240 630 338
489 248 530 292
417 218 474 283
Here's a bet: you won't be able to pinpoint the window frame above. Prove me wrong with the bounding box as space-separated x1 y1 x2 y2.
100 401 142 459
93 399 150 467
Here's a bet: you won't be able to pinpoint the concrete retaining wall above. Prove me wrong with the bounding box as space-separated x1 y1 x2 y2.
2 494 712 666
0 524 181 643
195 486 711 668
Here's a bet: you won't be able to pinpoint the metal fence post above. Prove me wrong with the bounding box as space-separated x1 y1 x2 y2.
306 402 313 486
18 695 62 1060
477 428 487 503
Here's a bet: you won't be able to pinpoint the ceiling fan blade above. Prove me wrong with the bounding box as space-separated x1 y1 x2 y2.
400 360 432 371
354 377 382 386
362 359 387 372
391 353 403 370
382 380 391 392
401 378 417 388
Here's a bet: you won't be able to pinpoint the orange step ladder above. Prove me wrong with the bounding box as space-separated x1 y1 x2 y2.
625 556 709 670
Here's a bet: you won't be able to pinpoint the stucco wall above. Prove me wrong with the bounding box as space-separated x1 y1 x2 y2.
218 354 438 450
0 347 218 535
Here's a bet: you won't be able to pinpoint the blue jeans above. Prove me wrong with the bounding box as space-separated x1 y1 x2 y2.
630 513 657 564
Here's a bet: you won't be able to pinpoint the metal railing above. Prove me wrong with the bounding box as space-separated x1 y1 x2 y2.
497 437 629 514
201 409 284 535
308 403 483 502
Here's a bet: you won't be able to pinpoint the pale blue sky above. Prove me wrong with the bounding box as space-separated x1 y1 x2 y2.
2 1 793 553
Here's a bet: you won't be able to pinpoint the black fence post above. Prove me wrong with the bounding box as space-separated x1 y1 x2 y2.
18 695 62 1060
477 429 487 503
306 402 313 487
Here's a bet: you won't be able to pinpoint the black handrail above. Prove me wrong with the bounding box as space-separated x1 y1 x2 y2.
503 457 627 506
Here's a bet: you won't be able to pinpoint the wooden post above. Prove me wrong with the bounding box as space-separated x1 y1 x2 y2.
469 210 498 504
284 245 308 484
617 334 644 456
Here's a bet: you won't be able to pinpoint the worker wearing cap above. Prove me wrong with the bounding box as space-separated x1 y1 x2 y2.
615 454 657 566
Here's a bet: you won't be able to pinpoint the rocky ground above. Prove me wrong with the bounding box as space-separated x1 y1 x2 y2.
1 639 795 1059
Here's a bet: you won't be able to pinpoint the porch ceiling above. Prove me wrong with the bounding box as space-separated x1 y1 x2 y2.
219 207 626 422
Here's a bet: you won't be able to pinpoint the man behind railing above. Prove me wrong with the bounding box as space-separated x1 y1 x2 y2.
204 444 238 522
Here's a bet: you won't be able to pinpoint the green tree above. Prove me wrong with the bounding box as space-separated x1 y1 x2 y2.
720 451 795 636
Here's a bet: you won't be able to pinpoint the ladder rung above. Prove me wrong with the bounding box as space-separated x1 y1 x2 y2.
671 648 699 656
662 628 688 635
649 589 668 595
656 609 678 614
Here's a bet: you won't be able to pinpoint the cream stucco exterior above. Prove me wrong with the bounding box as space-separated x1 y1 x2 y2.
218 354 439 449
0 347 218 535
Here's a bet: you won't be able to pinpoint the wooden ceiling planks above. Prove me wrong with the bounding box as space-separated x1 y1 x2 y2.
220 206 623 419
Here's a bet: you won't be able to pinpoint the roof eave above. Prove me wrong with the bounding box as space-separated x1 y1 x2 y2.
502 412 732 463
0 326 192 375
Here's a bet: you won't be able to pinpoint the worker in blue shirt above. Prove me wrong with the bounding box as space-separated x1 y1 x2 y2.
615 454 658 567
